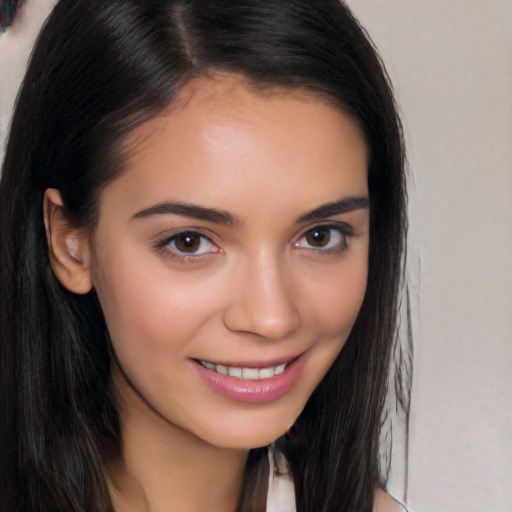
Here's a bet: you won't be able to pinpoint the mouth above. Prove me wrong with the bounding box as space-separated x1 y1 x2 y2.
198 360 288 380
193 354 305 403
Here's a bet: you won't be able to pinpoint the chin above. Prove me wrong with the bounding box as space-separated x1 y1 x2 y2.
195 421 289 450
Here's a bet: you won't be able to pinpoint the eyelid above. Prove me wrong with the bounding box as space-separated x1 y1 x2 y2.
298 221 355 238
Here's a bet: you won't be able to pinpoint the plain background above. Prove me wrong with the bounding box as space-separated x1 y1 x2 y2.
1 2 511 511
346 2 512 511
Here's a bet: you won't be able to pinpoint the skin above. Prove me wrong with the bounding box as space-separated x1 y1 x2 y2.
45 75 371 511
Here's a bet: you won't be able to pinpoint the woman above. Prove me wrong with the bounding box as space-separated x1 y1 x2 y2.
0 1 408 511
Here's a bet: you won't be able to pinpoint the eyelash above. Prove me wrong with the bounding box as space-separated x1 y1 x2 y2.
154 223 354 263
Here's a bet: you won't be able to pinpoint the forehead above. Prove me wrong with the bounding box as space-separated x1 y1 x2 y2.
104 74 368 218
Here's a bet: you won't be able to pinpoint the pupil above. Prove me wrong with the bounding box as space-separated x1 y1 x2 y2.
306 228 330 247
176 234 199 252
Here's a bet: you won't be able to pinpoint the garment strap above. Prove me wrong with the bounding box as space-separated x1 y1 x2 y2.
266 446 296 512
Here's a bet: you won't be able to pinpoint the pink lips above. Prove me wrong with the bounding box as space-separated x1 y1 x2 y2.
193 355 305 403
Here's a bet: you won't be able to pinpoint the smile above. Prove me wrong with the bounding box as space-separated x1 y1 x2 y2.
194 354 306 403
199 360 287 380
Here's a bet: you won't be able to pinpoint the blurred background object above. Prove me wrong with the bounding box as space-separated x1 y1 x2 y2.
1 1 22 29
0 0 57 166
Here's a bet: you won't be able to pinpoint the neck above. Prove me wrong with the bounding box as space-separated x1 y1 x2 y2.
107 369 248 512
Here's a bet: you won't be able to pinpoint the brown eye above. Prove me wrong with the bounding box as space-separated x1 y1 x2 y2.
167 231 215 255
305 227 332 248
295 225 349 253
174 233 201 253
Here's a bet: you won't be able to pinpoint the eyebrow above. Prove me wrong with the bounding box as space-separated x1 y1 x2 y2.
132 195 369 226
132 201 242 226
297 196 370 223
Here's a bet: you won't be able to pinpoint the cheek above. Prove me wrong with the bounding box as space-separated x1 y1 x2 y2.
90 246 221 367
304 256 368 340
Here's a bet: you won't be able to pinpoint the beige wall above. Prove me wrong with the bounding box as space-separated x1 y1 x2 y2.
2 2 511 511
347 1 512 511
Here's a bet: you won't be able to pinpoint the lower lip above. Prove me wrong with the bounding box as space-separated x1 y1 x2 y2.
193 356 306 403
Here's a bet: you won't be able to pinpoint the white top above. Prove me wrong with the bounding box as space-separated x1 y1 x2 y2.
266 446 296 512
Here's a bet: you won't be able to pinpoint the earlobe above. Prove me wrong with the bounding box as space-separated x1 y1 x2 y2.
43 188 93 295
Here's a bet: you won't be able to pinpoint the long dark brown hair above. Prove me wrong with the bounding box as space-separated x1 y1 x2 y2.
0 1 408 511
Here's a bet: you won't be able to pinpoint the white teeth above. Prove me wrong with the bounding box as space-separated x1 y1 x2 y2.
258 367 275 379
216 364 228 375
242 368 260 380
228 367 242 378
200 360 288 380
274 363 286 376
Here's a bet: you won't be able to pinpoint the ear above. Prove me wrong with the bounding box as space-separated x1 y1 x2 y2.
43 188 93 294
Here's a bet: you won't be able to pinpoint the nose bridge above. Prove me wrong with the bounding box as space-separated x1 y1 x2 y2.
223 248 301 340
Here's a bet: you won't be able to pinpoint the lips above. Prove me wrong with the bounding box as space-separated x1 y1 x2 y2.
193 354 305 403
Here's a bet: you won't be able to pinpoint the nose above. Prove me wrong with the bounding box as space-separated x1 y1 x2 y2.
222 252 301 341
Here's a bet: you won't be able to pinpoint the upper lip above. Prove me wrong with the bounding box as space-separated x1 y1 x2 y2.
193 353 303 368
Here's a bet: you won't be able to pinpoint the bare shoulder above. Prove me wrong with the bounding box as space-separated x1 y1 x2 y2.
373 488 408 512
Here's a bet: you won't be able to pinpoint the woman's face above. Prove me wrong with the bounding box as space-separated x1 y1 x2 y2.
90 75 370 449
